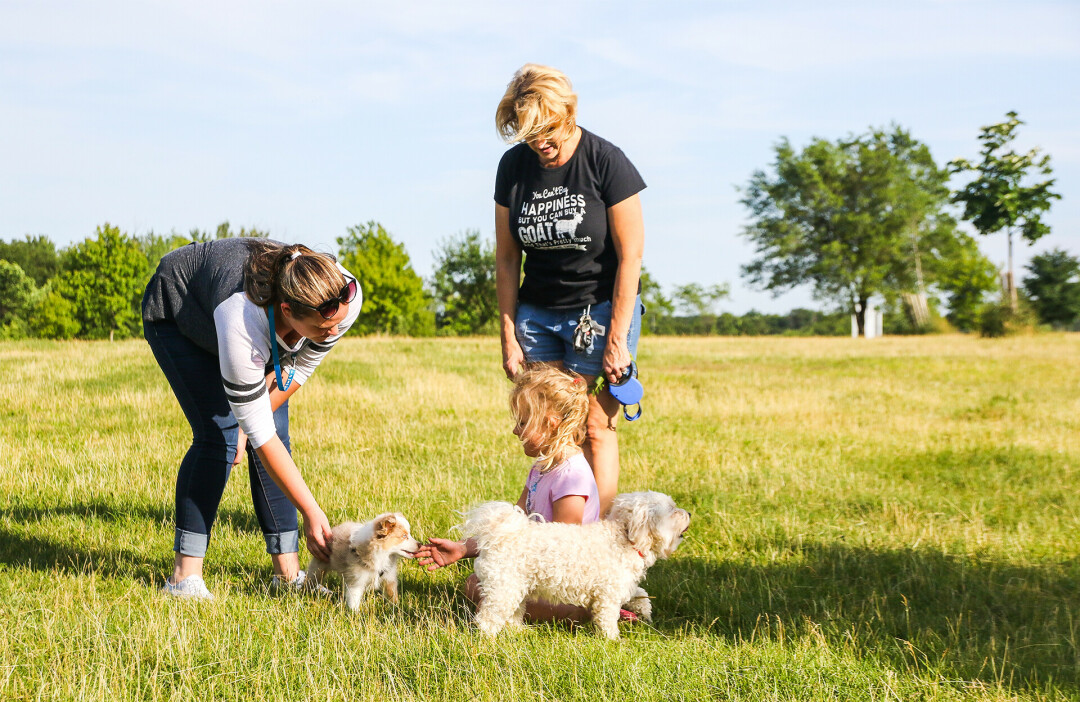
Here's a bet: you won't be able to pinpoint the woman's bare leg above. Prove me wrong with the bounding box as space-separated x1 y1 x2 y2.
581 377 622 516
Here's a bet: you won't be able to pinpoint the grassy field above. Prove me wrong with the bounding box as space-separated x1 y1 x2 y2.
1 334 1079 701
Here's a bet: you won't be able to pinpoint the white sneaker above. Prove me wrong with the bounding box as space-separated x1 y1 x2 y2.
162 575 214 601
270 570 332 597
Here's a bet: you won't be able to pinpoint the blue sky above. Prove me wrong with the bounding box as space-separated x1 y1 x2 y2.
2 0 1077 313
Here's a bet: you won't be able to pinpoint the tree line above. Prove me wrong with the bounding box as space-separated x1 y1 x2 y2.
740 112 1064 336
1 113 1072 341
2 216 1074 341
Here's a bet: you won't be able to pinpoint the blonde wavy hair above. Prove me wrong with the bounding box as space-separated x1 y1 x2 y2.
510 365 590 472
243 240 346 317
495 63 578 145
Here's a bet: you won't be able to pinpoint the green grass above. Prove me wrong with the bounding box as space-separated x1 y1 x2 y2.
2 334 1079 700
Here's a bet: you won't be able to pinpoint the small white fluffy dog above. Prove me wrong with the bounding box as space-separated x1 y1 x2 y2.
461 491 691 639
307 513 419 610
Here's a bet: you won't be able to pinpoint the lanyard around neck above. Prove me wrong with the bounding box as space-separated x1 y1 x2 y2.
267 305 294 392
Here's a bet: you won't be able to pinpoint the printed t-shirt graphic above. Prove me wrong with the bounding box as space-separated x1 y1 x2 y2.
494 128 646 309
517 185 590 251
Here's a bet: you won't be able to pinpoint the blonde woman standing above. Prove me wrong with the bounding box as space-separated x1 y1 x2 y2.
494 63 646 516
142 238 362 599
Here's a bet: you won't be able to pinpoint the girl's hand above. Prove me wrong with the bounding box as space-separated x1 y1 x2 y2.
415 538 467 571
602 337 632 385
302 506 334 561
502 338 525 380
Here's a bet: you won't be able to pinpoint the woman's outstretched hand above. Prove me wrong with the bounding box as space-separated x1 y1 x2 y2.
415 538 467 571
303 506 334 561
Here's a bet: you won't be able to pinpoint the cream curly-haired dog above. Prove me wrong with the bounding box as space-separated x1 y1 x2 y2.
461 491 690 639
307 513 419 609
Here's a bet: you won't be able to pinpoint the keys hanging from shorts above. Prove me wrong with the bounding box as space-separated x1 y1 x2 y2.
573 305 606 355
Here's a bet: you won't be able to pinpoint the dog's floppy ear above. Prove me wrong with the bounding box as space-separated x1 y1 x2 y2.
375 515 397 538
610 494 653 553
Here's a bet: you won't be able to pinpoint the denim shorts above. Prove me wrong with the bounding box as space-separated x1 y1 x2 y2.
515 297 643 377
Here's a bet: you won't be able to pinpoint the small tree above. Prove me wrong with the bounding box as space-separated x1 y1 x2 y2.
0 260 38 338
0 234 59 286
934 233 1000 332
54 223 148 341
638 266 673 335
950 112 1061 312
214 221 269 239
136 231 195 272
429 230 498 335
28 286 81 339
337 221 434 336
1022 249 1080 329
672 283 730 317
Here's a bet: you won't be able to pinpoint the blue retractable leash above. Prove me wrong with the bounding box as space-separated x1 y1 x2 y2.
575 306 643 421
268 305 294 392
608 359 644 421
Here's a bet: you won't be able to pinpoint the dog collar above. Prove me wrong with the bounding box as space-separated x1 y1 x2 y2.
636 549 645 559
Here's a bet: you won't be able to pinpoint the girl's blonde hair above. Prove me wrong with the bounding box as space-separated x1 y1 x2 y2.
495 63 578 145
243 240 346 316
510 365 590 472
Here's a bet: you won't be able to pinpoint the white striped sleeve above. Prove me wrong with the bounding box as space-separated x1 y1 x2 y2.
214 294 279 449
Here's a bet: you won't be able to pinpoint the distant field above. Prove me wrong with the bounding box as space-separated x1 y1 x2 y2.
1 334 1078 701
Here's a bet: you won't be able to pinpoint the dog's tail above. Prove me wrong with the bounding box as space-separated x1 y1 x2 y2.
459 501 532 552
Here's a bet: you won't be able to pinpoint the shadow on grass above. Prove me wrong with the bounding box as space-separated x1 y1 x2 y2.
645 544 1080 692
0 498 479 618
2 498 265 532
0 498 277 586
4 498 1078 692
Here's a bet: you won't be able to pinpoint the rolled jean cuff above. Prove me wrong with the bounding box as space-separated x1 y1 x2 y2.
265 530 299 555
174 529 209 558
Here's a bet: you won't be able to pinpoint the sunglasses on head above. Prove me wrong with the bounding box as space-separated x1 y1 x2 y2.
288 277 358 319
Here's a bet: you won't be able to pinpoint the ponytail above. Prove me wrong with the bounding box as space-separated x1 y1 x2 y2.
243 240 345 313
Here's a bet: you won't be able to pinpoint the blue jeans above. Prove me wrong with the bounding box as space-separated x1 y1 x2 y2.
144 320 299 557
515 297 643 377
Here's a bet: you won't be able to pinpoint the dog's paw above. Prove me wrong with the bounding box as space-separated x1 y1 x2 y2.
476 618 504 636
623 587 653 623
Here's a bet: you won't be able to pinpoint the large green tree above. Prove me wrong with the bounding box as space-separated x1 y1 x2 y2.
741 127 979 336
1022 248 1080 329
337 221 434 336
54 224 148 340
950 111 1061 311
0 234 59 286
429 230 497 335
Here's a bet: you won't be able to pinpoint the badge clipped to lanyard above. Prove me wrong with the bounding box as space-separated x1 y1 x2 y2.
268 305 295 392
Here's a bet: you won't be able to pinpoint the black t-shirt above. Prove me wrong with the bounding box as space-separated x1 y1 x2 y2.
494 127 646 308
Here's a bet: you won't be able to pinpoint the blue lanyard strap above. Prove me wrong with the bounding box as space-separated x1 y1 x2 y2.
267 305 295 392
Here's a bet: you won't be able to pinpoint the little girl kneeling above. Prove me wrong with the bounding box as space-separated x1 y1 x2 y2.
417 365 634 624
